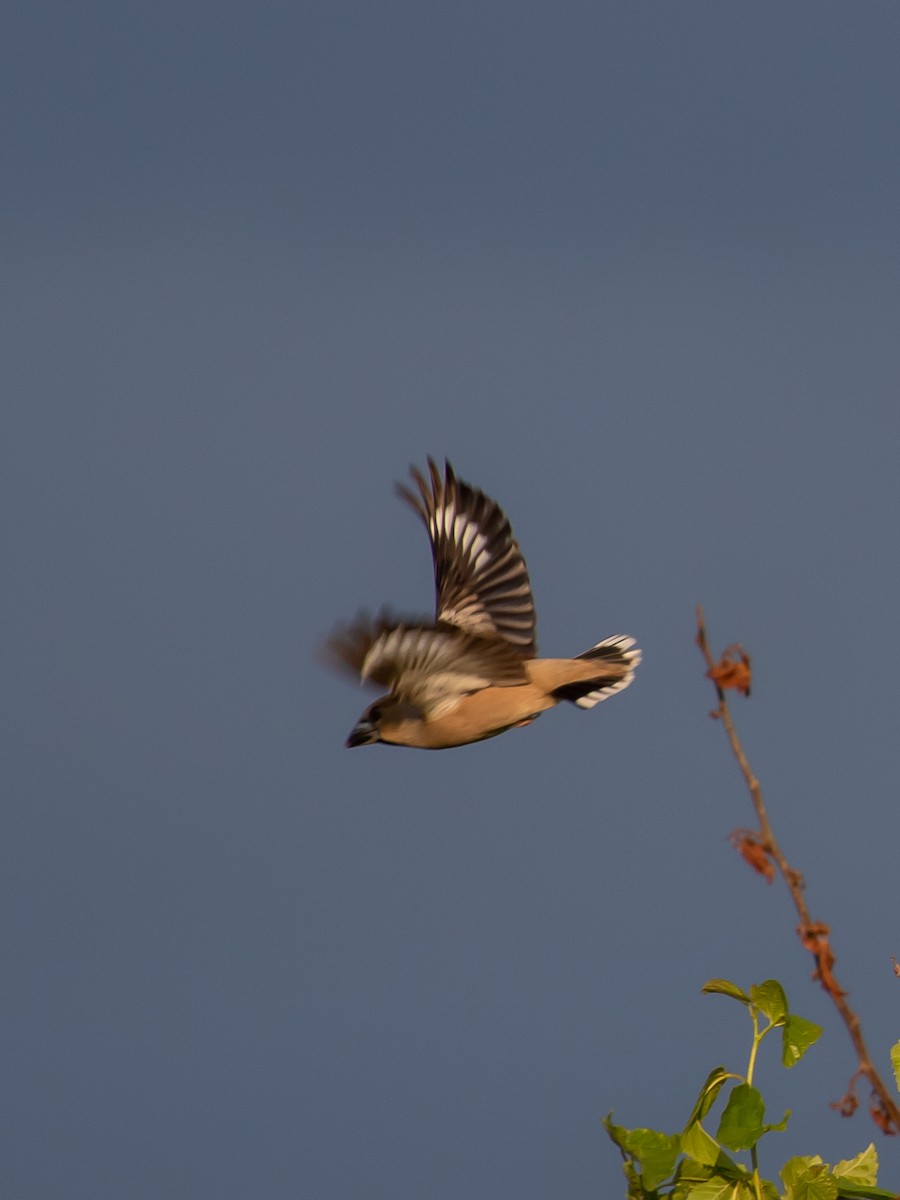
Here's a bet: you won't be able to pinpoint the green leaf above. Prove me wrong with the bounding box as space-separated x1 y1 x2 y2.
833 1143 878 1187
674 1156 715 1188
763 1109 790 1135
681 1121 722 1167
631 1130 682 1191
782 1014 823 1067
672 1155 757 1200
716 1083 765 1151
834 1187 900 1200
702 979 750 1004
835 1188 900 1200
602 1115 680 1190
684 1067 730 1128
682 1179 752 1200
678 1153 746 1185
750 979 788 1025
781 1156 838 1200
891 1042 900 1094
603 1112 631 1153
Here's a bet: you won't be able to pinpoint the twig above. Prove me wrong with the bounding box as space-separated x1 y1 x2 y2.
695 605 900 1136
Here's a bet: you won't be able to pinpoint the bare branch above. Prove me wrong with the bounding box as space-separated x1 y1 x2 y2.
695 605 900 1136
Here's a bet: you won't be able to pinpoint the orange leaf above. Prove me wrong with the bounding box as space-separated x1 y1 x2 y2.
870 1099 898 1136
799 922 846 998
708 644 752 696
831 1091 859 1118
729 830 775 883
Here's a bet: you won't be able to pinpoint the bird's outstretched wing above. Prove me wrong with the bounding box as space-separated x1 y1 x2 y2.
326 611 529 718
396 459 537 656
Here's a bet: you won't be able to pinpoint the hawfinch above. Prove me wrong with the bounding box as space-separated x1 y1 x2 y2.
327 459 640 749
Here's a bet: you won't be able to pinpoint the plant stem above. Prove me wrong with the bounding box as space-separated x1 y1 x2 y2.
695 606 900 1135
746 1022 761 1089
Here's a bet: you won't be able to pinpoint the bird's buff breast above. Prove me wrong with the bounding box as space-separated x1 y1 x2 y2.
407 681 557 748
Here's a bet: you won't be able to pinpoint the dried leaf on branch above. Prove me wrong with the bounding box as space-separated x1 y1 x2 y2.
707 644 752 696
729 829 775 883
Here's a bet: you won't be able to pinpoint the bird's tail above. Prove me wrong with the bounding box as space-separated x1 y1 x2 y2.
553 636 641 709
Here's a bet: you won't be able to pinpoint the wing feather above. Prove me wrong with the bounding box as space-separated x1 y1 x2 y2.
396 459 538 655
325 611 529 718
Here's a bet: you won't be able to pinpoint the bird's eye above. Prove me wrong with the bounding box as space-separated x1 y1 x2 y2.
369 706 382 722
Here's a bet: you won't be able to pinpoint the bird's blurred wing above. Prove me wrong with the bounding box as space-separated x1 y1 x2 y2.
326 613 528 719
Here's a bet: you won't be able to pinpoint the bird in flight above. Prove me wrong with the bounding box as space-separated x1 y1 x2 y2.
326 459 640 749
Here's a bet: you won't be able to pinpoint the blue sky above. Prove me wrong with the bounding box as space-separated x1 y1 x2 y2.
5 4 900 1197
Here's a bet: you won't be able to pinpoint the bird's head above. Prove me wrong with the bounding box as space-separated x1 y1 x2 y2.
345 699 383 747
347 688 404 747
345 695 422 748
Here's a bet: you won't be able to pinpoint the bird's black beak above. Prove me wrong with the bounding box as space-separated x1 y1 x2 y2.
346 719 378 748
